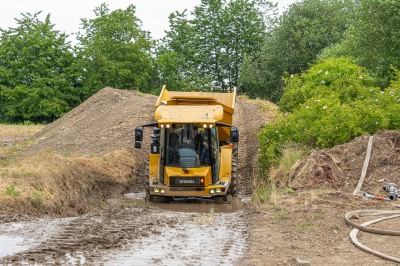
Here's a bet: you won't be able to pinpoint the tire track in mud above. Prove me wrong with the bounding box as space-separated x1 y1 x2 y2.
1 207 172 265
104 209 249 266
1 203 249 265
234 98 266 196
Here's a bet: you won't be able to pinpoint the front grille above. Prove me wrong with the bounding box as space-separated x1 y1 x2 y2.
170 176 202 186
170 187 205 191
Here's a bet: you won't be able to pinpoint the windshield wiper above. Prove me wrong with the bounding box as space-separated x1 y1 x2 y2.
179 161 190 174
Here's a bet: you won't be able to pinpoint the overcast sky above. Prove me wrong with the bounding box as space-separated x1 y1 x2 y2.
0 0 297 41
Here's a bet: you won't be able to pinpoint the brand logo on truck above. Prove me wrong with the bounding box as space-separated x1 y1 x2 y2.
171 177 201 186
180 180 195 184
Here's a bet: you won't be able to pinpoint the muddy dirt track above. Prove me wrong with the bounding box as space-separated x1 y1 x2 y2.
1 88 400 265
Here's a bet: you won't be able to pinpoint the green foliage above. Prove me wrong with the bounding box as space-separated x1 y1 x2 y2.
5 184 20 197
258 58 400 173
32 189 44 209
158 0 276 91
0 12 80 123
320 0 400 87
241 0 355 101
76 4 156 97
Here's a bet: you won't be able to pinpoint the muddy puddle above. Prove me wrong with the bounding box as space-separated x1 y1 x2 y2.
123 192 248 213
1 193 249 265
0 217 75 258
102 193 249 266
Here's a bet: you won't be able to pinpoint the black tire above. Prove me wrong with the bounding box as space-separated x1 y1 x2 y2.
153 195 172 203
152 195 161 203
229 143 238 197
215 196 224 204
160 196 172 203
145 163 153 202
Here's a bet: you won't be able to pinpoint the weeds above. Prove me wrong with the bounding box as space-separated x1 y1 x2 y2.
268 141 309 187
253 142 307 206
253 179 277 205
32 189 44 209
5 184 20 196
296 222 317 229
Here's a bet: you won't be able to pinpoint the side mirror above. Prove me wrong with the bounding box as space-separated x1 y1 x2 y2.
135 127 143 141
135 127 143 149
230 128 239 143
135 141 142 149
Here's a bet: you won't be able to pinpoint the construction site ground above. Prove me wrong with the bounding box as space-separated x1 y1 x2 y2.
0 88 399 265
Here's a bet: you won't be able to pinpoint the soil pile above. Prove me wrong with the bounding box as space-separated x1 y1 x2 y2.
1 88 157 215
289 130 400 194
27 87 156 155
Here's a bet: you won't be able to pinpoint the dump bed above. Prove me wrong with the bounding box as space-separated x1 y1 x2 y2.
155 85 236 141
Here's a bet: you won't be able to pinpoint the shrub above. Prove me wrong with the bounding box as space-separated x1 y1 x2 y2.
259 58 400 174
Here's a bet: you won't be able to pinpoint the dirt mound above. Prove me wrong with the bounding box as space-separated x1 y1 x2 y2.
289 130 400 194
27 87 156 155
1 88 157 215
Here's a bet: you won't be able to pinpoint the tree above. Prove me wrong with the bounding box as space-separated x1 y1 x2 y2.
156 10 201 90
240 0 355 101
320 0 400 87
157 0 275 91
76 3 156 97
0 12 79 123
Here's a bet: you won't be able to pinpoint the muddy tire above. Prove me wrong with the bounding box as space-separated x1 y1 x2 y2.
215 196 224 204
145 186 153 202
145 163 153 202
229 143 238 197
153 196 172 203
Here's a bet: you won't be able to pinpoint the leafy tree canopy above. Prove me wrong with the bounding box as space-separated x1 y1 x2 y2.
157 0 277 92
0 12 79 123
320 0 400 87
76 3 156 97
240 0 355 101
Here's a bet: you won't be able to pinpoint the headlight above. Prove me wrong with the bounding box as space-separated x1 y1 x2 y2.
160 189 166 194
216 188 222 193
154 188 160 193
210 189 215 194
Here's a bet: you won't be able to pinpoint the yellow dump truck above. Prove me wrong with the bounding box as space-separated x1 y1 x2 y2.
134 85 239 203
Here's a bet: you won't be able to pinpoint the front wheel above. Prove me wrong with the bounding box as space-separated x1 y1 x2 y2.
229 159 238 197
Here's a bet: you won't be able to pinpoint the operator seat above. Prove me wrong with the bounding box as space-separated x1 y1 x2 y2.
178 148 197 167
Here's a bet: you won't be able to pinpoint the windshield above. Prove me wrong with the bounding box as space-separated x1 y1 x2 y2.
164 124 216 168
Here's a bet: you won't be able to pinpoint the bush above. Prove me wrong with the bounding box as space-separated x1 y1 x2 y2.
259 58 400 174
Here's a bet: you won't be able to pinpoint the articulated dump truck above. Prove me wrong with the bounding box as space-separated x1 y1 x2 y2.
134 85 239 203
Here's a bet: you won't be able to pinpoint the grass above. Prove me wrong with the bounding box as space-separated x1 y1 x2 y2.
0 149 138 215
0 124 45 159
253 142 308 206
268 141 309 187
5 184 20 197
0 124 44 138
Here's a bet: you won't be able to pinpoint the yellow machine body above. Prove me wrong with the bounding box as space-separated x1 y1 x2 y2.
144 85 238 199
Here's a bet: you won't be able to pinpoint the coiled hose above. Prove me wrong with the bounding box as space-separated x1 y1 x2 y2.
345 210 400 263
